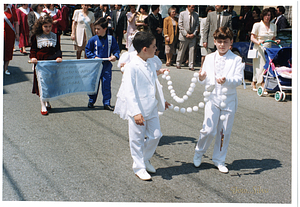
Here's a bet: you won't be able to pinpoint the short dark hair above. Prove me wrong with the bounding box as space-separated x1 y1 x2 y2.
261 8 274 21
213 26 233 40
133 31 155 53
252 7 261 16
140 5 148 12
151 5 159 12
206 6 215 14
277 6 285 14
94 17 108 28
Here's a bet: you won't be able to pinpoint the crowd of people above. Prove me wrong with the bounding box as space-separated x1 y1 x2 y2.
4 4 291 109
4 4 291 73
3 4 291 181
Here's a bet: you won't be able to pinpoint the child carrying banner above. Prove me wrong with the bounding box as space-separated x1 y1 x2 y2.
30 14 62 115
85 17 120 111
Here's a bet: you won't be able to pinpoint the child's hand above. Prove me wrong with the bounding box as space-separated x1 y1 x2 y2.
216 77 226 85
109 55 116 62
165 101 171 110
31 58 38 64
56 57 62 63
198 70 207 81
157 68 169 76
134 114 145 126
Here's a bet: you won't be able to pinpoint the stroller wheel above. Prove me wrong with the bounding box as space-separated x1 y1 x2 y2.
257 86 264 97
282 92 286 101
275 91 283 101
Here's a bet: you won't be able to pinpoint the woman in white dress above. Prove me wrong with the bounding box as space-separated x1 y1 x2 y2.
250 8 280 92
71 4 95 59
126 5 137 49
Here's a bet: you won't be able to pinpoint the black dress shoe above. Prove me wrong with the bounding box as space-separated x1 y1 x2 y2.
88 102 94 108
104 105 114 111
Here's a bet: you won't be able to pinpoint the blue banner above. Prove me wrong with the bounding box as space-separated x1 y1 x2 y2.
36 59 107 101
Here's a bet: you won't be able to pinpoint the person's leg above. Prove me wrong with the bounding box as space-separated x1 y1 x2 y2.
143 114 162 162
76 50 82 59
188 38 196 69
128 117 147 174
4 61 10 75
212 110 236 166
176 40 188 68
195 101 220 155
101 66 112 106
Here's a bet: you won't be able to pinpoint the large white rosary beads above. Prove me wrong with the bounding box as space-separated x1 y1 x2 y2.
162 70 228 121
162 71 205 113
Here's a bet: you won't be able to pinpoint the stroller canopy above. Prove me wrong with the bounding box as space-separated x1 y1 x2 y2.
264 47 292 70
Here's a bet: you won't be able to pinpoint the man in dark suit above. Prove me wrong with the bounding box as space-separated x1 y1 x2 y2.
275 6 290 32
145 5 163 56
203 5 232 54
111 5 127 51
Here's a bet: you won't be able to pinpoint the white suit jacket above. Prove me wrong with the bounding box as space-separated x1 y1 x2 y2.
114 55 165 120
199 50 244 111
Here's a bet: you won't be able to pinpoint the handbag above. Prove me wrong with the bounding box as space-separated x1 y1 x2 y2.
247 41 258 59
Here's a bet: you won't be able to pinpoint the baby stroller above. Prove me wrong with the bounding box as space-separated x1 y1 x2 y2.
257 40 292 101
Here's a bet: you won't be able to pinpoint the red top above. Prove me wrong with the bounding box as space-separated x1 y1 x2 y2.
4 6 18 61
16 7 32 48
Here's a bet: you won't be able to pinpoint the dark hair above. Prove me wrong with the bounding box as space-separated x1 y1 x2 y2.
277 6 285 14
151 5 159 12
261 8 274 21
206 6 215 14
213 26 233 40
140 5 148 12
32 14 53 35
94 17 108 28
133 31 155 53
252 7 261 16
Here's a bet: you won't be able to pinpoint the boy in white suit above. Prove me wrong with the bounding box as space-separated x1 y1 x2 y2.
193 26 244 173
114 32 170 181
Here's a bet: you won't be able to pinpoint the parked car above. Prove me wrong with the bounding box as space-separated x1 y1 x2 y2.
231 28 292 73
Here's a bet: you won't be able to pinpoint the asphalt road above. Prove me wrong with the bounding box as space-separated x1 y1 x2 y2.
2 35 294 204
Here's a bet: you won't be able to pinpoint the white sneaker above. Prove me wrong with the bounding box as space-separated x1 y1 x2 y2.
135 169 152 181
145 160 156 173
5 70 10 75
193 153 202 167
217 164 229 173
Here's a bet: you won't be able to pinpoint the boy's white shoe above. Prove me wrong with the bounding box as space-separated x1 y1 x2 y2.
135 169 152 181
145 160 156 173
193 153 202 167
216 164 229 173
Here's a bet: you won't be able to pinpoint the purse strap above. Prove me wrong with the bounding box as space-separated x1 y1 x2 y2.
248 41 254 50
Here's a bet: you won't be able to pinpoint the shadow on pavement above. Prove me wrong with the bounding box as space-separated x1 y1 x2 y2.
154 158 282 180
48 106 106 114
228 158 282 176
3 66 30 88
158 135 197 146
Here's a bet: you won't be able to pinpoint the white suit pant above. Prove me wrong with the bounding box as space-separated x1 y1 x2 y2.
128 115 162 174
195 101 236 166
